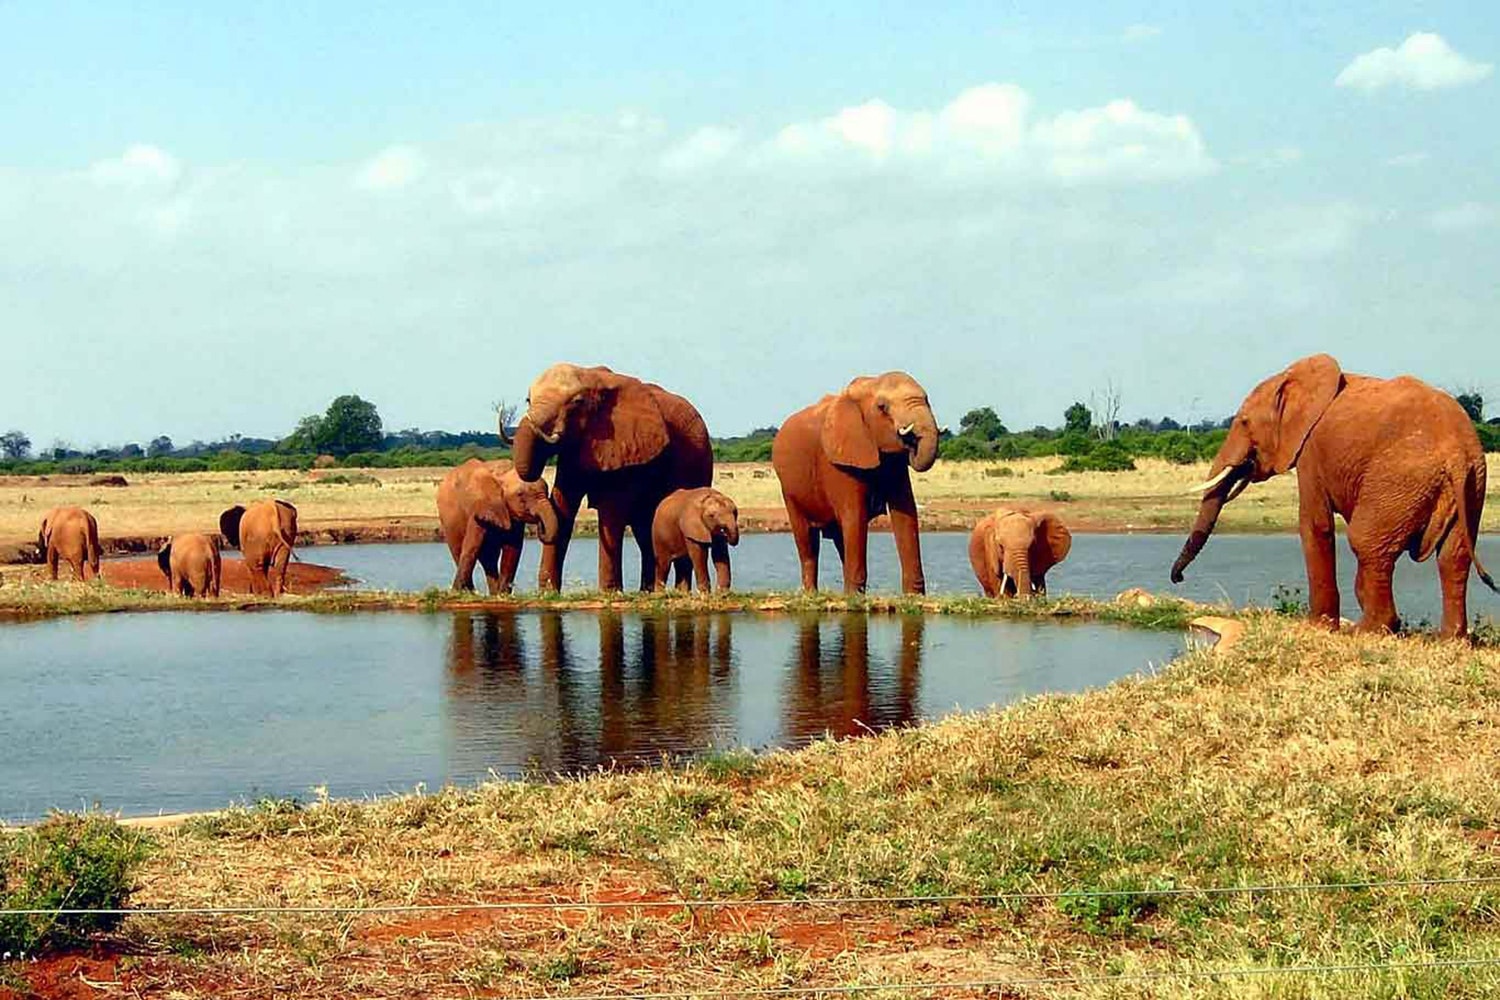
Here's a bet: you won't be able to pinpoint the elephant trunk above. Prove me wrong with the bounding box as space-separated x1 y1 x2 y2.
1006 550 1033 598
723 519 740 546
510 420 553 482
907 410 940 473
534 499 560 545
1171 470 1249 583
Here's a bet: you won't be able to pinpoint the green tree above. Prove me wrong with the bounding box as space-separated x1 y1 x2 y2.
147 435 174 457
958 407 1008 441
1455 392 1484 423
1064 402 1092 434
0 430 31 461
314 395 384 457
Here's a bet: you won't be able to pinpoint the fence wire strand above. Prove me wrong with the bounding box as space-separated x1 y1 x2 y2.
4 874 1500 918
501 957 1500 999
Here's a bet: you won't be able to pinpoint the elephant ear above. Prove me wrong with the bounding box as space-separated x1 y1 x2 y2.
983 518 1004 575
821 395 880 470
1254 354 1344 475
1031 512 1073 568
274 498 298 518
579 380 670 473
156 542 172 579
682 496 712 544
473 469 513 531
219 506 245 549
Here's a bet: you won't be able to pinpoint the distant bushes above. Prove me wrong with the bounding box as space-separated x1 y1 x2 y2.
938 426 1227 469
0 445 512 477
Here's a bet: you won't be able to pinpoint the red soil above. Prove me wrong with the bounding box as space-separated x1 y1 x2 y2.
95 556 349 595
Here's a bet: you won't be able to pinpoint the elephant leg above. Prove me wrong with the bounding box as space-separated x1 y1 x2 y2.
492 539 522 593
1436 536 1472 640
245 554 268 596
883 471 925 595
631 512 657 593
1352 551 1400 634
649 553 670 591
269 545 293 598
540 484 578 592
452 521 486 591
1034 573 1047 597
673 556 693 592
596 514 626 592
1299 494 1340 629
711 537 731 592
838 510 870 595
688 544 712 593
46 547 59 581
785 503 820 591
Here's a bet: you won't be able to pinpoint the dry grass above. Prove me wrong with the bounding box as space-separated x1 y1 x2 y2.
9 614 1500 996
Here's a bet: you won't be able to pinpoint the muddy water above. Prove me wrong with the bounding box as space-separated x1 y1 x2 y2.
0 611 1182 820
316 532 1498 627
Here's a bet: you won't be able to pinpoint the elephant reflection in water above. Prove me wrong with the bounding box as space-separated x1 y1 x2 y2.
782 615 924 743
444 610 596 778
444 610 736 778
596 612 735 765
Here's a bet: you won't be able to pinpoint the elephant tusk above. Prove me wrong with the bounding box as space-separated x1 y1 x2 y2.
898 423 916 436
1000 572 1011 595
1182 466 1234 496
532 422 562 445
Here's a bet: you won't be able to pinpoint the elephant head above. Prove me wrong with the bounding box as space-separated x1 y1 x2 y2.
218 506 245 549
510 364 670 481
685 489 740 547
822 372 940 474
987 509 1072 597
496 468 559 543
1172 354 1344 583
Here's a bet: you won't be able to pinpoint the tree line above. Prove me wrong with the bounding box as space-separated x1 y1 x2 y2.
4 390 1498 476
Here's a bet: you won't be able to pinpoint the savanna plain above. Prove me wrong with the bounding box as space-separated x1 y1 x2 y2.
4 459 1500 999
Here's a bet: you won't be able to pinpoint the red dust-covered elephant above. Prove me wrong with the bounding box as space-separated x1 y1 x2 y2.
220 499 298 598
1172 353 1496 638
506 364 713 592
437 458 558 594
771 372 940 594
968 507 1072 598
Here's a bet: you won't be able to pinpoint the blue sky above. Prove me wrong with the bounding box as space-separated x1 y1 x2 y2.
2 2 1497 447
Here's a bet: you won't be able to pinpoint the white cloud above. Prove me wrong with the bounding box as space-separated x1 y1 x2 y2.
354 145 426 191
88 144 181 187
763 84 1212 182
1224 203 1376 261
1429 203 1498 233
1386 151 1430 167
659 126 743 173
1336 33 1493 92
1122 24 1162 43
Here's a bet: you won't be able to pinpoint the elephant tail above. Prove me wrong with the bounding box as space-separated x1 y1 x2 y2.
1451 465 1498 594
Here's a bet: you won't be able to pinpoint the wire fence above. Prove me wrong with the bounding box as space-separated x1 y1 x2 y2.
498 958 1500 999
4 873 1500 917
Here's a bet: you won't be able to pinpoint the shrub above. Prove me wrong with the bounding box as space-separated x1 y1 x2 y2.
1055 442 1137 473
939 436 991 461
1 814 151 955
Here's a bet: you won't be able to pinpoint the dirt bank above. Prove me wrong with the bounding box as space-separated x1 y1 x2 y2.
14 556 350 595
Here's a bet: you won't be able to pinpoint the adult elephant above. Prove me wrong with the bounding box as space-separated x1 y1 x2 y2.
772 372 939 594
157 532 222 598
968 507 1072 598
1171 353 1496 638
506 364 713 591
38 506 101 581
220 499 298 597
437 458 559 594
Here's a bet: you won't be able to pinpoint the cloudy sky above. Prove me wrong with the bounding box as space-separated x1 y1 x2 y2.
2 2 1497 448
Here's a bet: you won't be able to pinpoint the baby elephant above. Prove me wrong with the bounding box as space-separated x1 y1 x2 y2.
157 533 222 597
437 459 559 594
38 506 102 581
968 507 1072 598
651 487 740 592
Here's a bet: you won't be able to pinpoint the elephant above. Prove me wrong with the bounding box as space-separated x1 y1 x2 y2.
156 532 222 598
437 458 559 593
1171 353 1496 638
506 363 714 592
650 487 740 592
968 507 1072 598
38 506 101 581
771 372 940 593
219 499 298 597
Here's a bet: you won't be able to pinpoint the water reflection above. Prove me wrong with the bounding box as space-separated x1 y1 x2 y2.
784 616 923 742
3 610 1183 818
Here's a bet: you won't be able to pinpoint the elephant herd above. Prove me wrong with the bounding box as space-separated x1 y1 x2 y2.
28 353 1498 638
